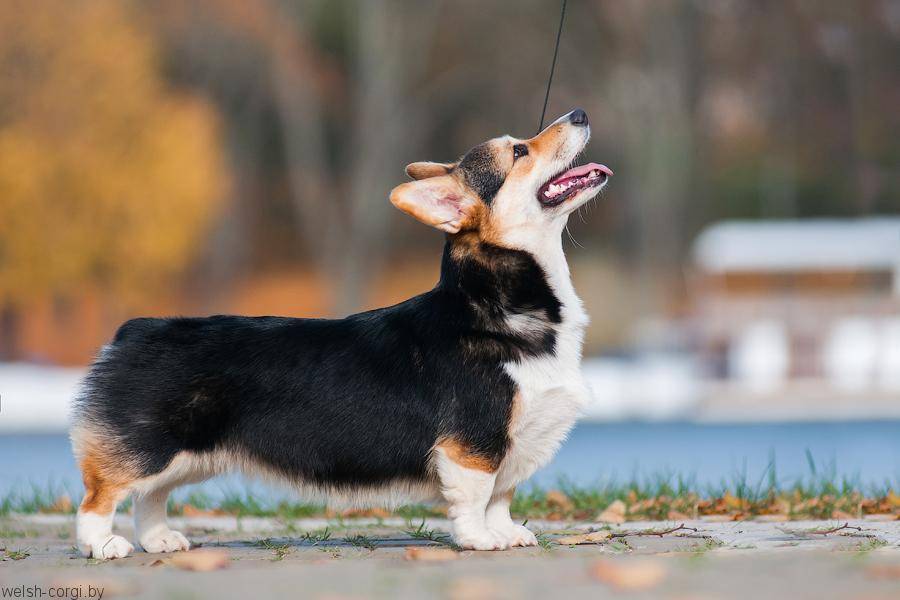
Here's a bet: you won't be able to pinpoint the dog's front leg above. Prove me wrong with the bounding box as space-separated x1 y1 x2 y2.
434 446 508 550
485 487 538 547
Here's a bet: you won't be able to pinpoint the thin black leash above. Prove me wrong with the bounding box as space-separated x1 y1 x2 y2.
538 0 568 133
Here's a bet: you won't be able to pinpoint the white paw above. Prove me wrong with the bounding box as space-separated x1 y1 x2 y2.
453 528 509 551
496 524 538 547
89 535 134 559
139 529 191 553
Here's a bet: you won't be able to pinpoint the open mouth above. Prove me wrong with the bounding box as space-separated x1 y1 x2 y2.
538 162 613 206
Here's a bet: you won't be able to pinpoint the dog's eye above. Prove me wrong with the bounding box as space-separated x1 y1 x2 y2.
513 144 529 160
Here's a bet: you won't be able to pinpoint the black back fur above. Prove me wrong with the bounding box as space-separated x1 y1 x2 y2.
74 240 561 488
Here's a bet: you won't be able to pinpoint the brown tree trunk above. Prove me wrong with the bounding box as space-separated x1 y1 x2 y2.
337 0 443 315
0 304 21 361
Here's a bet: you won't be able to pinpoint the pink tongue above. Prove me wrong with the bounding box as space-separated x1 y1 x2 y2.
552 162 613 183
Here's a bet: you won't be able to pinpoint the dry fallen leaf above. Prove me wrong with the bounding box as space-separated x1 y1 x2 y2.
866 564 900 580
404 547 458 562
887 491 900 508
556 530 613 545
447 577 501 600
831 509 857 520
545 489 574 512
769 498 791 514
41 495 73 514
181 504 228 518
597 500 627 524
722 492 745 511
667 510 692 521
590 559 667 591
168 550 229 571
630 498 656 513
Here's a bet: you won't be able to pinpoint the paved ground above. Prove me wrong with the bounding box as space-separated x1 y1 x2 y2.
2 514 900 599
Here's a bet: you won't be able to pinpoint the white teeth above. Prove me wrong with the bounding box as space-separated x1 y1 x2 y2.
544 168 606 200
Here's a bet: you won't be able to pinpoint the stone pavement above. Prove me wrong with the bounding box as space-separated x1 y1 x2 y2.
2 515 899 599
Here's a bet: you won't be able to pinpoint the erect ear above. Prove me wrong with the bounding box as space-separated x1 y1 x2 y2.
389 174 479 233
405 161 455 180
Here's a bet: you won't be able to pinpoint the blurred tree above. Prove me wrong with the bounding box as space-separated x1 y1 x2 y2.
155 0 443 314
0 0 225 359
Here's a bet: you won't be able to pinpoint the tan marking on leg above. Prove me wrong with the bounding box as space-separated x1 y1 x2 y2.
73 427 138 514
79 453 132 514
435 438 500 473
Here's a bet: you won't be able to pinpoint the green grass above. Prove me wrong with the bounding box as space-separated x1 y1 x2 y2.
0 482 76 516
254 538 292 561
2 455 897 522
854 538 889 554
299 527 332 545
403 519 447 543
344 534 377 550
393 504 446 520
0 527 39 539
535 533 554 551
2 548 30 561
167 489 325 519
402 519 460 549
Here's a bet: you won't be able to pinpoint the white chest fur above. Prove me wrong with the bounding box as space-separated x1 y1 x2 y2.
495 238 591 492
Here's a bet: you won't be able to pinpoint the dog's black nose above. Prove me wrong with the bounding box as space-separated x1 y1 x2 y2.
569 108 588 126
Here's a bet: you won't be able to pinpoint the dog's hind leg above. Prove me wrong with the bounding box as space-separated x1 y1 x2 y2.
134 487 190 554
133 453 215 554
75 452 134 559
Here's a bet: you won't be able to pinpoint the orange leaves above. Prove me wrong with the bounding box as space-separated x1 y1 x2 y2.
590 559 667 591
327 507 393 519
544 489 575 519
404 547 458 562
596 500 627 524
180 504 228 518
556 531 613 545
39 495 73 514
0 0 225 307
166 550 230 571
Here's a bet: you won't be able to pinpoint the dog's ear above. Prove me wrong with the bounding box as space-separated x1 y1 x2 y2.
390 175 478 233
405 161 454 180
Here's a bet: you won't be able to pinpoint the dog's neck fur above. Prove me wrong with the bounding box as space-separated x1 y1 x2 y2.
436 232 588 362
439 236 558 319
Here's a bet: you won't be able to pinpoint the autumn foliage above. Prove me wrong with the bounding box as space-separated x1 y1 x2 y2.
0 0 224 309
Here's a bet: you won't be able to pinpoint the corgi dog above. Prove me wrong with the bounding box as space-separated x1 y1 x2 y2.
70 109 611 558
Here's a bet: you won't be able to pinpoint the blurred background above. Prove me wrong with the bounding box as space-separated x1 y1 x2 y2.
0 0 899 498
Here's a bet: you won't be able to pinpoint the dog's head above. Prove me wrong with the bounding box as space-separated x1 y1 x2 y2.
390 109 611 249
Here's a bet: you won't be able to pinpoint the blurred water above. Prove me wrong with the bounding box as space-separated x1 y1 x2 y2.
2 421 898 502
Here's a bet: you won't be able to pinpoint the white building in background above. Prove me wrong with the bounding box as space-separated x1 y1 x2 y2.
691 218 900 393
